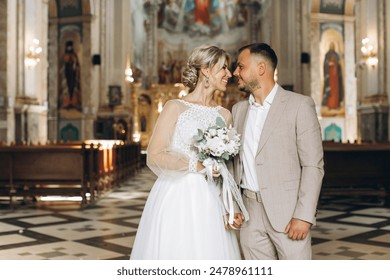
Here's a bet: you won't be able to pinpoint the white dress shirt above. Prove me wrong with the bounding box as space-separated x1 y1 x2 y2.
242 84 278 192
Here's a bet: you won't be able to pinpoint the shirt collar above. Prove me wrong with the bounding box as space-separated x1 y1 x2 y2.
249 83 279 108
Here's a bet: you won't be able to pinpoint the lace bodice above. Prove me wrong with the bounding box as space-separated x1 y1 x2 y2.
172 100 223 157
146 99 232 176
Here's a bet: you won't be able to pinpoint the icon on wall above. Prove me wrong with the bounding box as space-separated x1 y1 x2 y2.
108 85 122 106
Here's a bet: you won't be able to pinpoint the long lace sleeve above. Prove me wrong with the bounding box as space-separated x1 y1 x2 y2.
219 108 233 127
146 100 195 177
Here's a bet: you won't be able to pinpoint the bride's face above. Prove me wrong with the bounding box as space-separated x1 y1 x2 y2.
209 59 232 92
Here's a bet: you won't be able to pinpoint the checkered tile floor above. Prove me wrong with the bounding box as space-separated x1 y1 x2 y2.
0 168 389 260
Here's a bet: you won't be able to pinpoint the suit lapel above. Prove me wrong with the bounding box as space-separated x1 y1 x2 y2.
235 101 250 184
237 101 250 158
256 87 289 156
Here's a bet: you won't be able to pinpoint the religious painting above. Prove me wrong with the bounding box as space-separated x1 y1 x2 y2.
319 0 345 15
322 42 343 109
156 0 249 85
59 120 81 141
58 0 83 17
60 123 79 141
324 122 342 142
58 28 82 112
320 23 345 117
158 0 246 36
108 85 122 107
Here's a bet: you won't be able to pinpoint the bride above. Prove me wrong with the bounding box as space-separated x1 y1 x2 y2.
130 45 245 260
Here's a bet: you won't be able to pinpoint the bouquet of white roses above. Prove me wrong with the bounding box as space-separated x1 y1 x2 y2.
192 116 240 162
192 117 249 226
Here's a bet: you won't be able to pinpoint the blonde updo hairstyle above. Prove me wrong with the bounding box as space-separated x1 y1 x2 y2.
182 45 230 92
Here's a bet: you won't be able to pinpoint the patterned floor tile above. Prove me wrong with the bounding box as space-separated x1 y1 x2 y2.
0 241 123 260
313 241 390 260
105 235 135 248
63 208 141 220
316 209 345 219
338 215 387 225
0 234 36 247
351 208 390 218
369 233 390 244
30 221 132 241
18 215 68 225
0 222 23 233
0 167 389 260
312 222 376 240
0 209 54 219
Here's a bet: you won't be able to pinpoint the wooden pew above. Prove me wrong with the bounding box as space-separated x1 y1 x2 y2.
322 141 390 205
0 140 142 207
0 143 92 207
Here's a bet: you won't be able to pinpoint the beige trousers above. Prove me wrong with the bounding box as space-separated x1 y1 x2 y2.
240 194 312 260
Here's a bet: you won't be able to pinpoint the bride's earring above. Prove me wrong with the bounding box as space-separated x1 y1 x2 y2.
205 76 210 88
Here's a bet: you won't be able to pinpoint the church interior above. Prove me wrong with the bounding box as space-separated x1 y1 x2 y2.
0 0 389 260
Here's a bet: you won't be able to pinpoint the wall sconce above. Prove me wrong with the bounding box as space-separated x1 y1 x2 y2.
25 39 42 68
360 38 378 68
125 67 134 83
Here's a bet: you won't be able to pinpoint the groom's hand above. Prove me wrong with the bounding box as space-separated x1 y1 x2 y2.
284 218 311 240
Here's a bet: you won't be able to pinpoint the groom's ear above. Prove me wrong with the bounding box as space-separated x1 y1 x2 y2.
257 61 266 76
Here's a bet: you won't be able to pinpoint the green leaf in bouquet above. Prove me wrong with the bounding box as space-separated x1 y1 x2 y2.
198 153 207 161
193 135 202 142
221 153 230 161
193 129 204 142
216 116 226 128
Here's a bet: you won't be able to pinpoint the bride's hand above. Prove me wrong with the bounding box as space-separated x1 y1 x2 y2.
225 213 243 230
212 163 220 177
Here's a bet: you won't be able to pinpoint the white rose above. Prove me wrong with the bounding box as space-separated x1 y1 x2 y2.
207 138 225 157
227 128 239 140
209 128 217 137
217 128 226 138
226 141 237 154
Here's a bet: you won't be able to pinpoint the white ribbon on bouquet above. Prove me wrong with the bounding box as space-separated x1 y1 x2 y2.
203 158 249 226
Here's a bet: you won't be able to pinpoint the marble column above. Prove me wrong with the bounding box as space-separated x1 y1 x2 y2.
386 0 390 139
300 0 311 96
144 0 159 87
309 20 321 110
47 20 59 141
357 0 388 142
344 20 358 142
0 0 7 142
82 19 94 140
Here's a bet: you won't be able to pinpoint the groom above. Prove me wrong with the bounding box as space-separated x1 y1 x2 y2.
231 43 324 259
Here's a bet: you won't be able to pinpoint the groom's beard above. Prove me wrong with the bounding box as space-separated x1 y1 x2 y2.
238 79 260 94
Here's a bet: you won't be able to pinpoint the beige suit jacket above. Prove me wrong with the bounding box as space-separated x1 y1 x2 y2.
232 86 324 232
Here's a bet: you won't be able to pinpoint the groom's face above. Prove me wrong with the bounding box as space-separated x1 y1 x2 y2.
233 49 259 94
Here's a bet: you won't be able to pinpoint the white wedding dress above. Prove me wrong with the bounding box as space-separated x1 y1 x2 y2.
130 99 241 260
